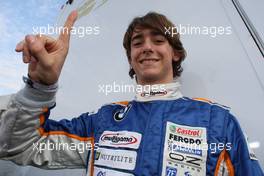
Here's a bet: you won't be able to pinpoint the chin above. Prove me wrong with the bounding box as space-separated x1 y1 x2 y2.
140 73 161 83
142 71 159 78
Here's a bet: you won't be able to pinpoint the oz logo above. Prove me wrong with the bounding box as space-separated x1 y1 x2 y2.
166 166 177 176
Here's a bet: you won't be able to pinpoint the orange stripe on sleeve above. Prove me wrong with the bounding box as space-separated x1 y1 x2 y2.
38 108 95 175
39 108 49 125
39 114 45 126
38 127 93 141
193 97 212 103
38 108 92 141
113 101 129 106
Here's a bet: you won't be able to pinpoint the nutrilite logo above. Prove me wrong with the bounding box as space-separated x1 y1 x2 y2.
100 133 138 146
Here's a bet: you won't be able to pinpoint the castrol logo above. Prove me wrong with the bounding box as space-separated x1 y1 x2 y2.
176 127 202 137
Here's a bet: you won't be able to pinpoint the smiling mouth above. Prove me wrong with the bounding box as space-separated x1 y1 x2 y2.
139 58 160 64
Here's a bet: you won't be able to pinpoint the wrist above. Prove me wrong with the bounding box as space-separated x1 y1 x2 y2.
23 76 58 93
13 76 57 108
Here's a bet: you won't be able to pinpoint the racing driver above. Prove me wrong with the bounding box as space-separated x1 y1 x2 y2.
0 11 263 176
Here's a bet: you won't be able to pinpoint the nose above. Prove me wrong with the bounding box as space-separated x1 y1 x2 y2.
142 39 153 54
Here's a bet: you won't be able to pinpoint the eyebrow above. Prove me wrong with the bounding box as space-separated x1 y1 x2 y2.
150 30 163 36
131 30 164 42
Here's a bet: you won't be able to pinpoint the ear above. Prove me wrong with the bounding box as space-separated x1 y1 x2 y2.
172 50 180 62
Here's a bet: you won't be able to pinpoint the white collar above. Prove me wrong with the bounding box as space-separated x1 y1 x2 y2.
134 80 183 102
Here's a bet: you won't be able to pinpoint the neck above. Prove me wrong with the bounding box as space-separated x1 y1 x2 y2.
137 77 174 86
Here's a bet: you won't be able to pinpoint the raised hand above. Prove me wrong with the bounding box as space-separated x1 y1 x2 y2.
15 11 78 85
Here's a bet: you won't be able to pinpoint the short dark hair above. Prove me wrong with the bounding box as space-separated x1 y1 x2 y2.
123 12 186 79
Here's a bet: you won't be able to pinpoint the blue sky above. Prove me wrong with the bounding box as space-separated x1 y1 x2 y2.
0 0 65 95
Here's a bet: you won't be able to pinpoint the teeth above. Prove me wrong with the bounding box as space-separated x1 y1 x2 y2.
141 59 158 63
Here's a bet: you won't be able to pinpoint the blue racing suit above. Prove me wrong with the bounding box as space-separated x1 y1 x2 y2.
0 80 263 176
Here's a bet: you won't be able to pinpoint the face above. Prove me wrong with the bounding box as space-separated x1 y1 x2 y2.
130 28 179 85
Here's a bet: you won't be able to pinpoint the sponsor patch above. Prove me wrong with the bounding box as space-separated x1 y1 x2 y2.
172 125 202 137
168 143 202 156
99 131 142 149
162 122 207 176
141 90 167 97
93 167 134 176
94 148 137 170
114 104 132 121
166 166 177 176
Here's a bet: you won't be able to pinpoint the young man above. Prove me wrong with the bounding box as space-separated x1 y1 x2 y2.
0 11 263 176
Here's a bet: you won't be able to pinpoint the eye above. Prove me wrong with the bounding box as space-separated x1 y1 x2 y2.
154 36 166 44
156 39 164 43
132 41 142 47
154 39 165 44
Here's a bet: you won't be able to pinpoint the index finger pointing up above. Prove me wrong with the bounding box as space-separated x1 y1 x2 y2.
59 10 78 44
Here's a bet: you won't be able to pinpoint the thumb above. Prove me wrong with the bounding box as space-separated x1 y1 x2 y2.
25 35 48 62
